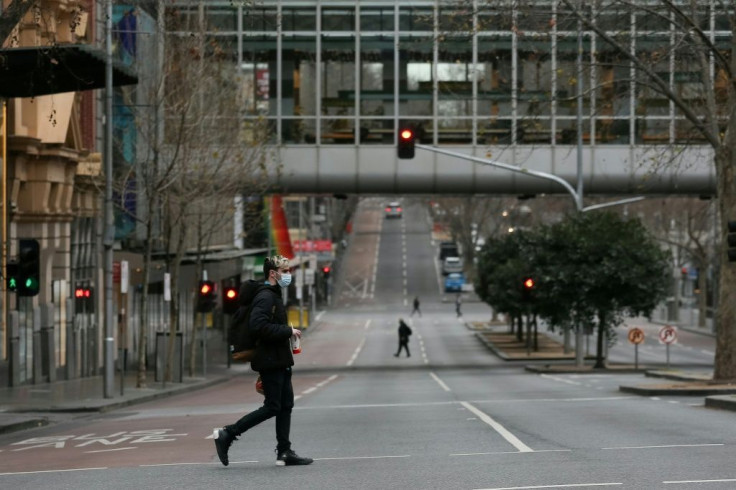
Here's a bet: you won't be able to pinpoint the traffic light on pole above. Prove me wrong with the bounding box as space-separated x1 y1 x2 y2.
223 286 239 315
397 127 415 159
18 239 40 297
728 221 736 262
521 276 535 302
322 265 331 279
74 283 93 311
197 280 216 313
6 261 19 292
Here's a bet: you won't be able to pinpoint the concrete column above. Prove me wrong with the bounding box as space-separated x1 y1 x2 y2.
65 298 76 379
41 304 56 382
9 311 20 386
32 306 42 384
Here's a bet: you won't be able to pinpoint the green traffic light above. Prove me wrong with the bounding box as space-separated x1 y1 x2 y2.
8 277 17 291
24 276 39 292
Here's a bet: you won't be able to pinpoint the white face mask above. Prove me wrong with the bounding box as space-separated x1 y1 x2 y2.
277 272 292 287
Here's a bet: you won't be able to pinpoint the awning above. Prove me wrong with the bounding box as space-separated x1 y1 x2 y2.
0 44 138 98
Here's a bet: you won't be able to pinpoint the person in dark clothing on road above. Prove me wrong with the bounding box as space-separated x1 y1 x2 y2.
394 318 412 357
411 296 421 317
456 294 463 317
214 255 312 467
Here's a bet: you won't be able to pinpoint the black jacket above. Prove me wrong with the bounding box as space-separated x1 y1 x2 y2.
398 321 412 341
249 284 294 372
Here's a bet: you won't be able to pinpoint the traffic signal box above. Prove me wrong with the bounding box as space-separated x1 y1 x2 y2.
197 280 217 313
223 286 239 315
397 127 416 159
18 239 40 297
74 284 94 311
6 261 19 292
728 221 736 262
322 265 331 279
521 276 535 302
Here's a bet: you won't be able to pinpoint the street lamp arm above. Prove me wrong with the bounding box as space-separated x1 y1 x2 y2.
582 197 647 213
415 144 581 211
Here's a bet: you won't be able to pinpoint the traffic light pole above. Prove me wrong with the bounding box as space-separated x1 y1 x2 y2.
103 0 115 398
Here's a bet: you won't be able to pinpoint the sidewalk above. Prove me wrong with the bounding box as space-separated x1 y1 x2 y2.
0 362 241 435
469 319 736 412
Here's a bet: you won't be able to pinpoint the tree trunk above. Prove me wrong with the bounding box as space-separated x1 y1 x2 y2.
714 145 736 381
697 262 707 329
594 314 606 369
0 0 35 44
136 226 153 388
516 314 523 342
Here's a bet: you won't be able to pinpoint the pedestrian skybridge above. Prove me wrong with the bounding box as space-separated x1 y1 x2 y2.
266 144 715 196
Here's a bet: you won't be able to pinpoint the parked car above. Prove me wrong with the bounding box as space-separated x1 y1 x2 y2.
444 272 465 292
442 256 463 275
439 241 459 260
385 201 402 219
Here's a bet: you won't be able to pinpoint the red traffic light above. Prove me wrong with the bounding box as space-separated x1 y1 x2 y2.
200 283 212 295
322 266 331 274
75 288 85 298
225 288 238 300
523 278 535 289
399 128 414 141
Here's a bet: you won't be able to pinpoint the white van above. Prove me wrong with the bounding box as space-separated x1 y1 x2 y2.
442 256 463 275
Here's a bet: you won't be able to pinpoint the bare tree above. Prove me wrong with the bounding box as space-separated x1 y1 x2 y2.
550 0 736 381
114 1 270 386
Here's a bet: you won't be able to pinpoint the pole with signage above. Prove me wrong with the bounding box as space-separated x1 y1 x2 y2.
119 260 128 395
627 327 645 370
658 325 678 368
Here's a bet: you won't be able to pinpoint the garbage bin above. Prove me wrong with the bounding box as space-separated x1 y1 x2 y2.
155 332 183 382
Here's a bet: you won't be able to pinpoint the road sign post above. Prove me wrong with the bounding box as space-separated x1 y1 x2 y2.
628 327 645 370
658 325 678 368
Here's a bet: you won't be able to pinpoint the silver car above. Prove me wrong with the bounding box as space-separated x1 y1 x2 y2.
385 202 402 219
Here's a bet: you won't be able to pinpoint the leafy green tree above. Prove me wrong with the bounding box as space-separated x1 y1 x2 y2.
477 212 671 366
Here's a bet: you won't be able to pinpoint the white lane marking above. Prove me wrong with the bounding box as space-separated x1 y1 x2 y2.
294 396 637 411
700 350 714 355
141 461 258 467
663 479 736 485
452 450 571 456
430 372 451 392
0 467 108 477
602 444 724 450
85 447 138 454
460 401 534 453
317 374 339 387
302 374 339 396
364 319 371 330
347 338 366 366
474 484 622 490
315 454 410 461
541 374 582 386
315 310 326 321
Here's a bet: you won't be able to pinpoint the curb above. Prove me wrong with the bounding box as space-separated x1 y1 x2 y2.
619 385 736 397
474 331 590 363
525 365 648 374
705 395 736 412
0 417 49 435
7 375 233 414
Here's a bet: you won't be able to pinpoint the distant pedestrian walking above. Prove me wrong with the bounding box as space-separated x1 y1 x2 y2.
411 296 421 317
394 318 412 357
455 294 462 317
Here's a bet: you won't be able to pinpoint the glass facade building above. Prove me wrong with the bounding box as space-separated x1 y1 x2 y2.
166 0 726 149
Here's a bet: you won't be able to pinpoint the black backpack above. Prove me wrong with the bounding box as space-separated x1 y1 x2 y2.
228 280 272 362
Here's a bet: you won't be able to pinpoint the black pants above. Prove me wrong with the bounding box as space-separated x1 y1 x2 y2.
396 339 410 357
227 368 294 453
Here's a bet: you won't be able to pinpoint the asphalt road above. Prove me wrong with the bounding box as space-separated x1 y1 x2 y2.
0 198 732 489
